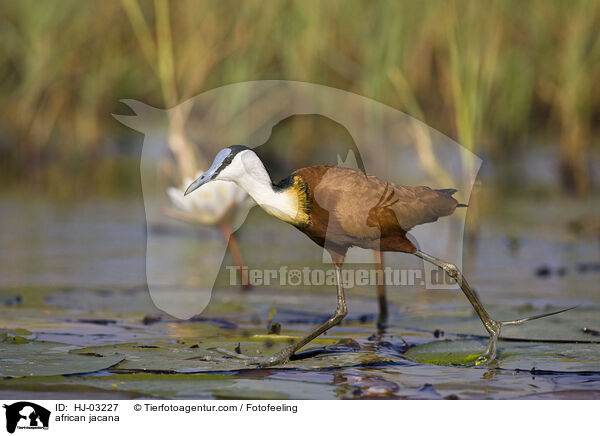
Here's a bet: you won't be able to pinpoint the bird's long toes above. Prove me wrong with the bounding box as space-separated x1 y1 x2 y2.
214 347 256 361
499 306 576 327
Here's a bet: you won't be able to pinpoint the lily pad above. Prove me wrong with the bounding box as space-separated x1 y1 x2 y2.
398 304 600 342
0 373 340 400
0 340 125 377
70 336 401 373
498 342 600 373
404 339 484 365
1 328 37 344
405 338 600 372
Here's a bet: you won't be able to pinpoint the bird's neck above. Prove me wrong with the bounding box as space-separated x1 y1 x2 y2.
235 166 310 226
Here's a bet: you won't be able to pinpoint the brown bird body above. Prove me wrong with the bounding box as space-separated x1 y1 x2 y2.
282 165 462 263
185 145 572 367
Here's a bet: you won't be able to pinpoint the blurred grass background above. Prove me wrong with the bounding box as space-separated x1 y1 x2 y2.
0 0 599 197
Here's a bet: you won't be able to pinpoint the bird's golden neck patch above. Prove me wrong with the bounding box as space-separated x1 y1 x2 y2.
272 175 311 227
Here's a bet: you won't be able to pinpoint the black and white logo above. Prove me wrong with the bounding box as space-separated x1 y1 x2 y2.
3 402 50 434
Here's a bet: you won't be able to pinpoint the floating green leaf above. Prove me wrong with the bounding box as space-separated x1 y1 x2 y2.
0 341 125 377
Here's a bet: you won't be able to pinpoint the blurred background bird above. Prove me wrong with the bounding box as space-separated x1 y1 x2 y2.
165 173 255 291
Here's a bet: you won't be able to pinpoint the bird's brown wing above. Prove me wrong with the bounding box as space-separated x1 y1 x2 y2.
386 185 460 230
308 166 460 241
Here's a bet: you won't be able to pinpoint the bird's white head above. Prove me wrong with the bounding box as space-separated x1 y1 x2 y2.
185 144 308 225
184 145 262 196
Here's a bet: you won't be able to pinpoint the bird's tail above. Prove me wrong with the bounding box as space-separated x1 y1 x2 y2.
435 188 457 195
435 188 468 207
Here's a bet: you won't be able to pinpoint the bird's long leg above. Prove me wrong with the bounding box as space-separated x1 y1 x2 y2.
374 250 388 328
219 224 251 292
414 250 574 364
163 207 251 291
256 266 348 368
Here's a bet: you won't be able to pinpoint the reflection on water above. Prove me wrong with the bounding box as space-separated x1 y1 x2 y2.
0 192 599 399
0 196 147 288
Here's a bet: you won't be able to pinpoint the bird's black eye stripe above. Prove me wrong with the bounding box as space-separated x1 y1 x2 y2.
212 154 233 178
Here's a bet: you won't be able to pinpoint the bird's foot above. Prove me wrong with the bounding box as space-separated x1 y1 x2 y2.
255 351 292 368
214 346 293 368
474 320 500 366
474 306 576 366
474 343 498 366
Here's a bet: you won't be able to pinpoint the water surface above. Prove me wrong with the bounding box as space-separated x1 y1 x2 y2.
1 192 599 399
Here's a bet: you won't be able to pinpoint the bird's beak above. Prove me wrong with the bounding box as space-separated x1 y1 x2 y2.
184 169 215 196
185 148 230 196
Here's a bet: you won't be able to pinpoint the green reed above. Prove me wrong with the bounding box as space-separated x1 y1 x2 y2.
0 0 598 195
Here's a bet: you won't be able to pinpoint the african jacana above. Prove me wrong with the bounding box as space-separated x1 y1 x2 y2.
185 145 571 367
